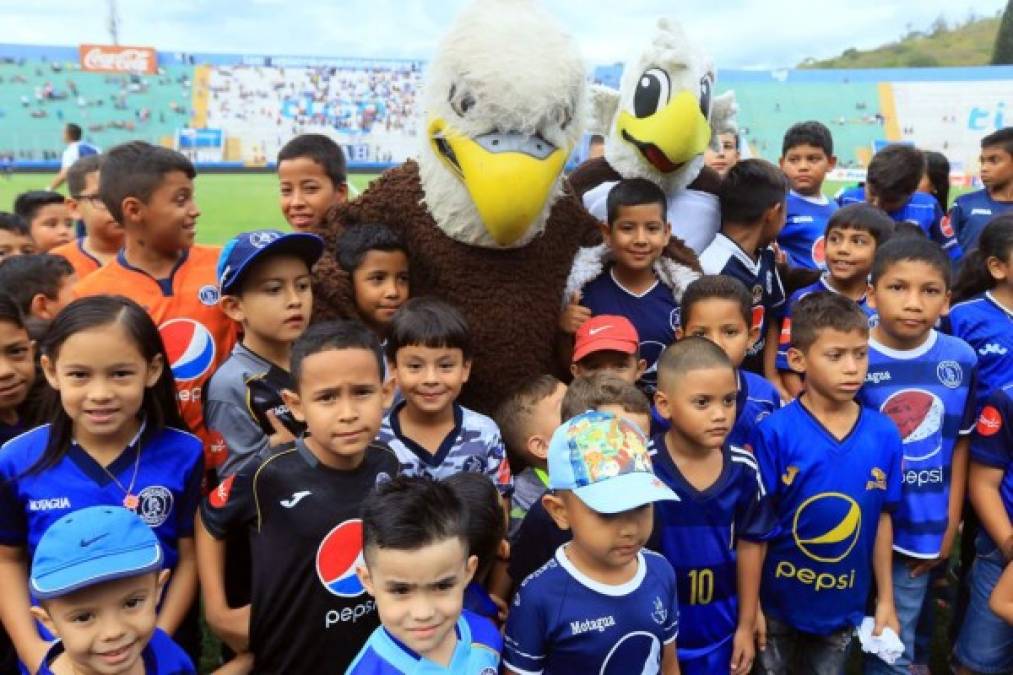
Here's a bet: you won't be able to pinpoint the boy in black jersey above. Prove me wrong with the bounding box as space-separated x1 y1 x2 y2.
197 320 399 674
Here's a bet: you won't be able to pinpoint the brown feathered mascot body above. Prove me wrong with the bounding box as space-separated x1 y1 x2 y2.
313 0 698 414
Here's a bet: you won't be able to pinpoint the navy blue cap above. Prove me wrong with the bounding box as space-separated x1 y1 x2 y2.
217 229 324 295
30 506 163 600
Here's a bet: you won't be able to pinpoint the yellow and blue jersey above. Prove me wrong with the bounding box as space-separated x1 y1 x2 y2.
752 400 902 635
779 191 838 270
858 331 976 557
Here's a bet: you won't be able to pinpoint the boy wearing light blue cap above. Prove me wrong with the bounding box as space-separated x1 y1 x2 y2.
503 410 682 675
29 505 195 675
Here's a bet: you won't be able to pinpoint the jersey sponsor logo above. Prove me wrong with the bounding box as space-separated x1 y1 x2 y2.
866 467 886 491
866 371 891 384
569 615 616 635
779 318 792 346
970 208 993 216
940 215 955 238
280 490 311 508
793 492 861 563
977 405 1003 437
811 236 826 266
902 467 943 487
317 519 367 597
791 215 815 223
936 361 963 389
198 284 220 306
161 318 216 382
765 271 773 295
650 596 668 625
880 389 944 461
979 343 1009 357
29 497 71 511
209 475 234 508
136 486 173 527
781 465 799 486
751 305 765 334
208 431 228 457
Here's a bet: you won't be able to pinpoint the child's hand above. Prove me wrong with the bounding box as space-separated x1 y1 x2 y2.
207 604 251 654
754 606 767 653
212 652 254 675
730 625 755 674
873 598 899 637
559 293 591 334
490 593 509 625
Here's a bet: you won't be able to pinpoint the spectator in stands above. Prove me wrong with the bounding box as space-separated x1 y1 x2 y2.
48 123 99 191
704 131 740 178
276 134 348 232
12 190 73 253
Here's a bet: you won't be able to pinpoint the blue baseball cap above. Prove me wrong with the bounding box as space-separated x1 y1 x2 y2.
30 506 163 600
547 410 678 514
217 229 324 295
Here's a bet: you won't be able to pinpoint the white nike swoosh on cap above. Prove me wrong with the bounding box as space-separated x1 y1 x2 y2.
588 326 612 336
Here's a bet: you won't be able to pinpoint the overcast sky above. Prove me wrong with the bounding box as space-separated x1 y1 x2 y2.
0 0 1005 69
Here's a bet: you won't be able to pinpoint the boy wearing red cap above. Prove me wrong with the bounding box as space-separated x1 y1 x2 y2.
570 315 646 386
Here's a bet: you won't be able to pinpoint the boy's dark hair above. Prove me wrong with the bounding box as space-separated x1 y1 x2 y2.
362 476 468 564
781 121 834 158
66 154 103 197
495 374 562 454
825 203 894 245
953 214 1013 303
13 191 65 224
0 213 30 236
0 255 74 315
335 224 408 274
386 297 471 362
891 221 928 240
444 472 505 580
982 127 1013 156
0 294 27 331
277 134 347 187
871 236 951 289
65 123 83 141
605 177 667 226
680 274 752 328
561 373 649 422
790 293 870 353
719 159 788 225
290 319 383 387
99 141 195 224
657 336 734 390
923 150 950 211
866 144 924 204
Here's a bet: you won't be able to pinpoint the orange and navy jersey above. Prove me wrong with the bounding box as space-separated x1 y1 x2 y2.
50 238 102 280
74 245 238 470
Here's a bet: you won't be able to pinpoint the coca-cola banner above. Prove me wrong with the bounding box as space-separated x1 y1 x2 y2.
78 44 157 74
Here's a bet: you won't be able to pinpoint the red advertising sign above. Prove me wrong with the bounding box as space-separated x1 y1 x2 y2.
79 44 157 74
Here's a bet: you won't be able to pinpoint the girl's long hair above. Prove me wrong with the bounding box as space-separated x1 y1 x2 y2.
922 151 950 212
952 214 1013 304
25 295 185 476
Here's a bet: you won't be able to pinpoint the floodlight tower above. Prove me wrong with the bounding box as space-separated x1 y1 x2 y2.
107 0 120 45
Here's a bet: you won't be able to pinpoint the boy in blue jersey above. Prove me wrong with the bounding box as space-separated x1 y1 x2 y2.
667 275 780 446
948 127 1013 254
29 506 195 675
954 384 1013 673
503 411 681 675
348 476 501 674
858 237 977 673
838 144 962 263
699 160 788 378
755 292 902 674
561 178 697 395
776 203 895 397
778 121 839 270
651 337 775 675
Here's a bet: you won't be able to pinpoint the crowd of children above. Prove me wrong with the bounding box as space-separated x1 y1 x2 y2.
0 118 1011 674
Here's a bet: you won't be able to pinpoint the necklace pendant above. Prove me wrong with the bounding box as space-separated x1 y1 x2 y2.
123 494 139 511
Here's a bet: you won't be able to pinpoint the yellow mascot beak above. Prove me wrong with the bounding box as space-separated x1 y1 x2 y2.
429 118 567 246
616 90 711 173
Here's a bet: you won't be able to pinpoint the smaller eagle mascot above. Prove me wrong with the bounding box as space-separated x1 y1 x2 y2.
569 18 738 254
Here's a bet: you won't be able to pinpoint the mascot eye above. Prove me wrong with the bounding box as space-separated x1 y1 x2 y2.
633 68 670 119
450 89 476 117
699 75 713 118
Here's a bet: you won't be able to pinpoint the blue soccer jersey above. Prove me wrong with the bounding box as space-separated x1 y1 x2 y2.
948 189 1013 254
858 331 977 557
778 191 838 270
969 384 1013 546
0 424 203 570
837 187 961 262
580 267 680 393
775 275 876 371
752 400 902 635
37 628 195 675
347 609 502 674
946 291 1013 413
698 234 786 359
503 546 679 675
649 438 776 660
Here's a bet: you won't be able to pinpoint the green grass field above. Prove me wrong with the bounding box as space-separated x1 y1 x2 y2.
0 173 974 247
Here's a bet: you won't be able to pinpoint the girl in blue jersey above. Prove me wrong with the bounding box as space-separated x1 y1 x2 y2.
0 295 203 672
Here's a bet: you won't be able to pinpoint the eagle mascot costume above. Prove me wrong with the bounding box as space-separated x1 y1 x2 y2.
312 0 698 415
569 18 738 254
